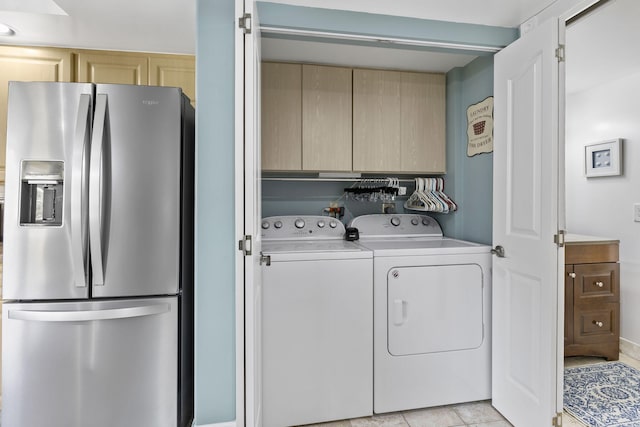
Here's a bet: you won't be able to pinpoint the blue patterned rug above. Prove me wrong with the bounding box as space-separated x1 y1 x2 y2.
565 362 640 427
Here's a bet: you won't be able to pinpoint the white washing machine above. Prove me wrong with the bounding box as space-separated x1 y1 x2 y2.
260 216 373 427
348 214 492 414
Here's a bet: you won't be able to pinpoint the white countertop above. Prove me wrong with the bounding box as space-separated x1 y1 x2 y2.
565 233 619 244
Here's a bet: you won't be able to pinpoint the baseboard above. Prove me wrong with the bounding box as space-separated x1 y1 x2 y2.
192 422 236 427
620 337 640 361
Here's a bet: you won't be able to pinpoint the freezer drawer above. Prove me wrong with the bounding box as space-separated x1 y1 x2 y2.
2 297 178 427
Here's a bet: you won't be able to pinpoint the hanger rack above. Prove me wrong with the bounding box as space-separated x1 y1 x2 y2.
261 176 416 183
404 177 457 213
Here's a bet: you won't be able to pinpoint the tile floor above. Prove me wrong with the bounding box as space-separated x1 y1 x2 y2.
304 352 640 427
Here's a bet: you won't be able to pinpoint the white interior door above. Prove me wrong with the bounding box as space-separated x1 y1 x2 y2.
237 0 262 426
492 17 565 427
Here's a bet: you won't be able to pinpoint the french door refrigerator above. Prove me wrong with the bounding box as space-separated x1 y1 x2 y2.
1 82 194 427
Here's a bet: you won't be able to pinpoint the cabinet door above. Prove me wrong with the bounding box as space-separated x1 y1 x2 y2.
0 46 72 182
149 55 196 107
353 69 401 172
302 65 352 171
261 62 302 171
76 50 149 84
401 72 446 173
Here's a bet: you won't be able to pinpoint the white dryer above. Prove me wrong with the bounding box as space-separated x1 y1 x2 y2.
260 216 373 427
348 214 492 414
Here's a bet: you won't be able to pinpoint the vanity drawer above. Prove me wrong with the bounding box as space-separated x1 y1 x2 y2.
573 263 619 304
573 303 619 344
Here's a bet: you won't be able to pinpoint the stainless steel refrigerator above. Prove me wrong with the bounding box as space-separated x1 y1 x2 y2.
1 82 195 427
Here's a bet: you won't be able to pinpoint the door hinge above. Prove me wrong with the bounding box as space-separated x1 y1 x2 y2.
260 253 271 266
239 235 253 256
239 13 252 34
555 44 565 62
554 230 566 247
552 412 563 426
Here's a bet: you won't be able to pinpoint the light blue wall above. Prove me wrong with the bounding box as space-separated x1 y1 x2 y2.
195 0 236 424
441 56 495 245
196 2 512 424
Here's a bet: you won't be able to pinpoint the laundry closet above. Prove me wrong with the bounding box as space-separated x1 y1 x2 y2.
254 4 514 427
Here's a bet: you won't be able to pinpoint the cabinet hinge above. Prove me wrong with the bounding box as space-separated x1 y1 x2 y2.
552 412 563 426
554 230 566 248
238 235 253 256
239 13 252 34
555 44 565 62
260 253 271 266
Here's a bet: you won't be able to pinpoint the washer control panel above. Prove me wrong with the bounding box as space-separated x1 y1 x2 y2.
348 214 443 238
262 216 345 240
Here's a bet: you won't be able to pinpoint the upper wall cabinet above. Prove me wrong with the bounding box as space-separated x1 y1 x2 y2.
261 62 446 174
76 51 149 85
261 62 302 171
302 64 352 172
352 69 402 172
353 69 446 173
149 55 196 107
0 46 73 182
400 72 446 173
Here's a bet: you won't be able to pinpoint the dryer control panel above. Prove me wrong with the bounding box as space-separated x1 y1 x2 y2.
261 215 345 240
348 214 443 238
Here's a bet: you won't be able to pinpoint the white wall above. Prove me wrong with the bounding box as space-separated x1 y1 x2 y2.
566 71 640 346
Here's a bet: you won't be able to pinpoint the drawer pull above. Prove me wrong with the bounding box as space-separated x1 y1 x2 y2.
593 320 604 328
594 281 605 288
568 272 576 278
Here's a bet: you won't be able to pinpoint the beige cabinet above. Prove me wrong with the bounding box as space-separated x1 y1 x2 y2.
400 72 446 173
302 65 352 171
149 55 196 106
261 62 302 171
0 46 73 182
352 69 402 172
75 50 149 85
353 69 446 173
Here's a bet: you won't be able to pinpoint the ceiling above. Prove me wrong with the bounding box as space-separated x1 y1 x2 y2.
0 0 555 55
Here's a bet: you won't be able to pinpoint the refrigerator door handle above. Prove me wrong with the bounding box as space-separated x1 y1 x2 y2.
7 303 170 322
89 94 108 286
71 94 92 288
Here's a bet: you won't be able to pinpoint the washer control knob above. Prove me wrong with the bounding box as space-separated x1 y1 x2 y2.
422 217 430 226
411 218 419 226
317 220 326 228
261 221 270 230
274 221 283 229
329 221 338 228
294 218 305 229
390 216 401 226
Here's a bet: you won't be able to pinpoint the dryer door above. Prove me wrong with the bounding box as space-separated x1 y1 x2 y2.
387 264 484 355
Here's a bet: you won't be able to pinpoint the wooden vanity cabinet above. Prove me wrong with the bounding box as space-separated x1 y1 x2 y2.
565 239 620 361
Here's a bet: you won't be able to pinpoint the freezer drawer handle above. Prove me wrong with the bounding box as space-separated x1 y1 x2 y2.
72 94 92 288
7 303 170 322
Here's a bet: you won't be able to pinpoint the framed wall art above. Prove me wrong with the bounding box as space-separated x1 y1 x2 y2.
585 138 622 178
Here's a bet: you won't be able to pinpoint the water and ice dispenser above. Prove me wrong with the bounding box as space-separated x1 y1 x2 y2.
20 161 64 226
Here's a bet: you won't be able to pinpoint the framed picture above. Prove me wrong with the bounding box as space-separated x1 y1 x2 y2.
585 138 622 177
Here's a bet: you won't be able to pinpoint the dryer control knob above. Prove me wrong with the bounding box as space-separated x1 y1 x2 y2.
274 221 283 229
422 217 430 226
411 218 419 226
294 218 305 229
390 216 401 226
317 220 326 228
329 221 338 228
261 221 270 230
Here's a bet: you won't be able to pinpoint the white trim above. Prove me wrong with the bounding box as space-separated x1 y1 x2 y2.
260 26 503 53
234 1 246 427
621 338 640 361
